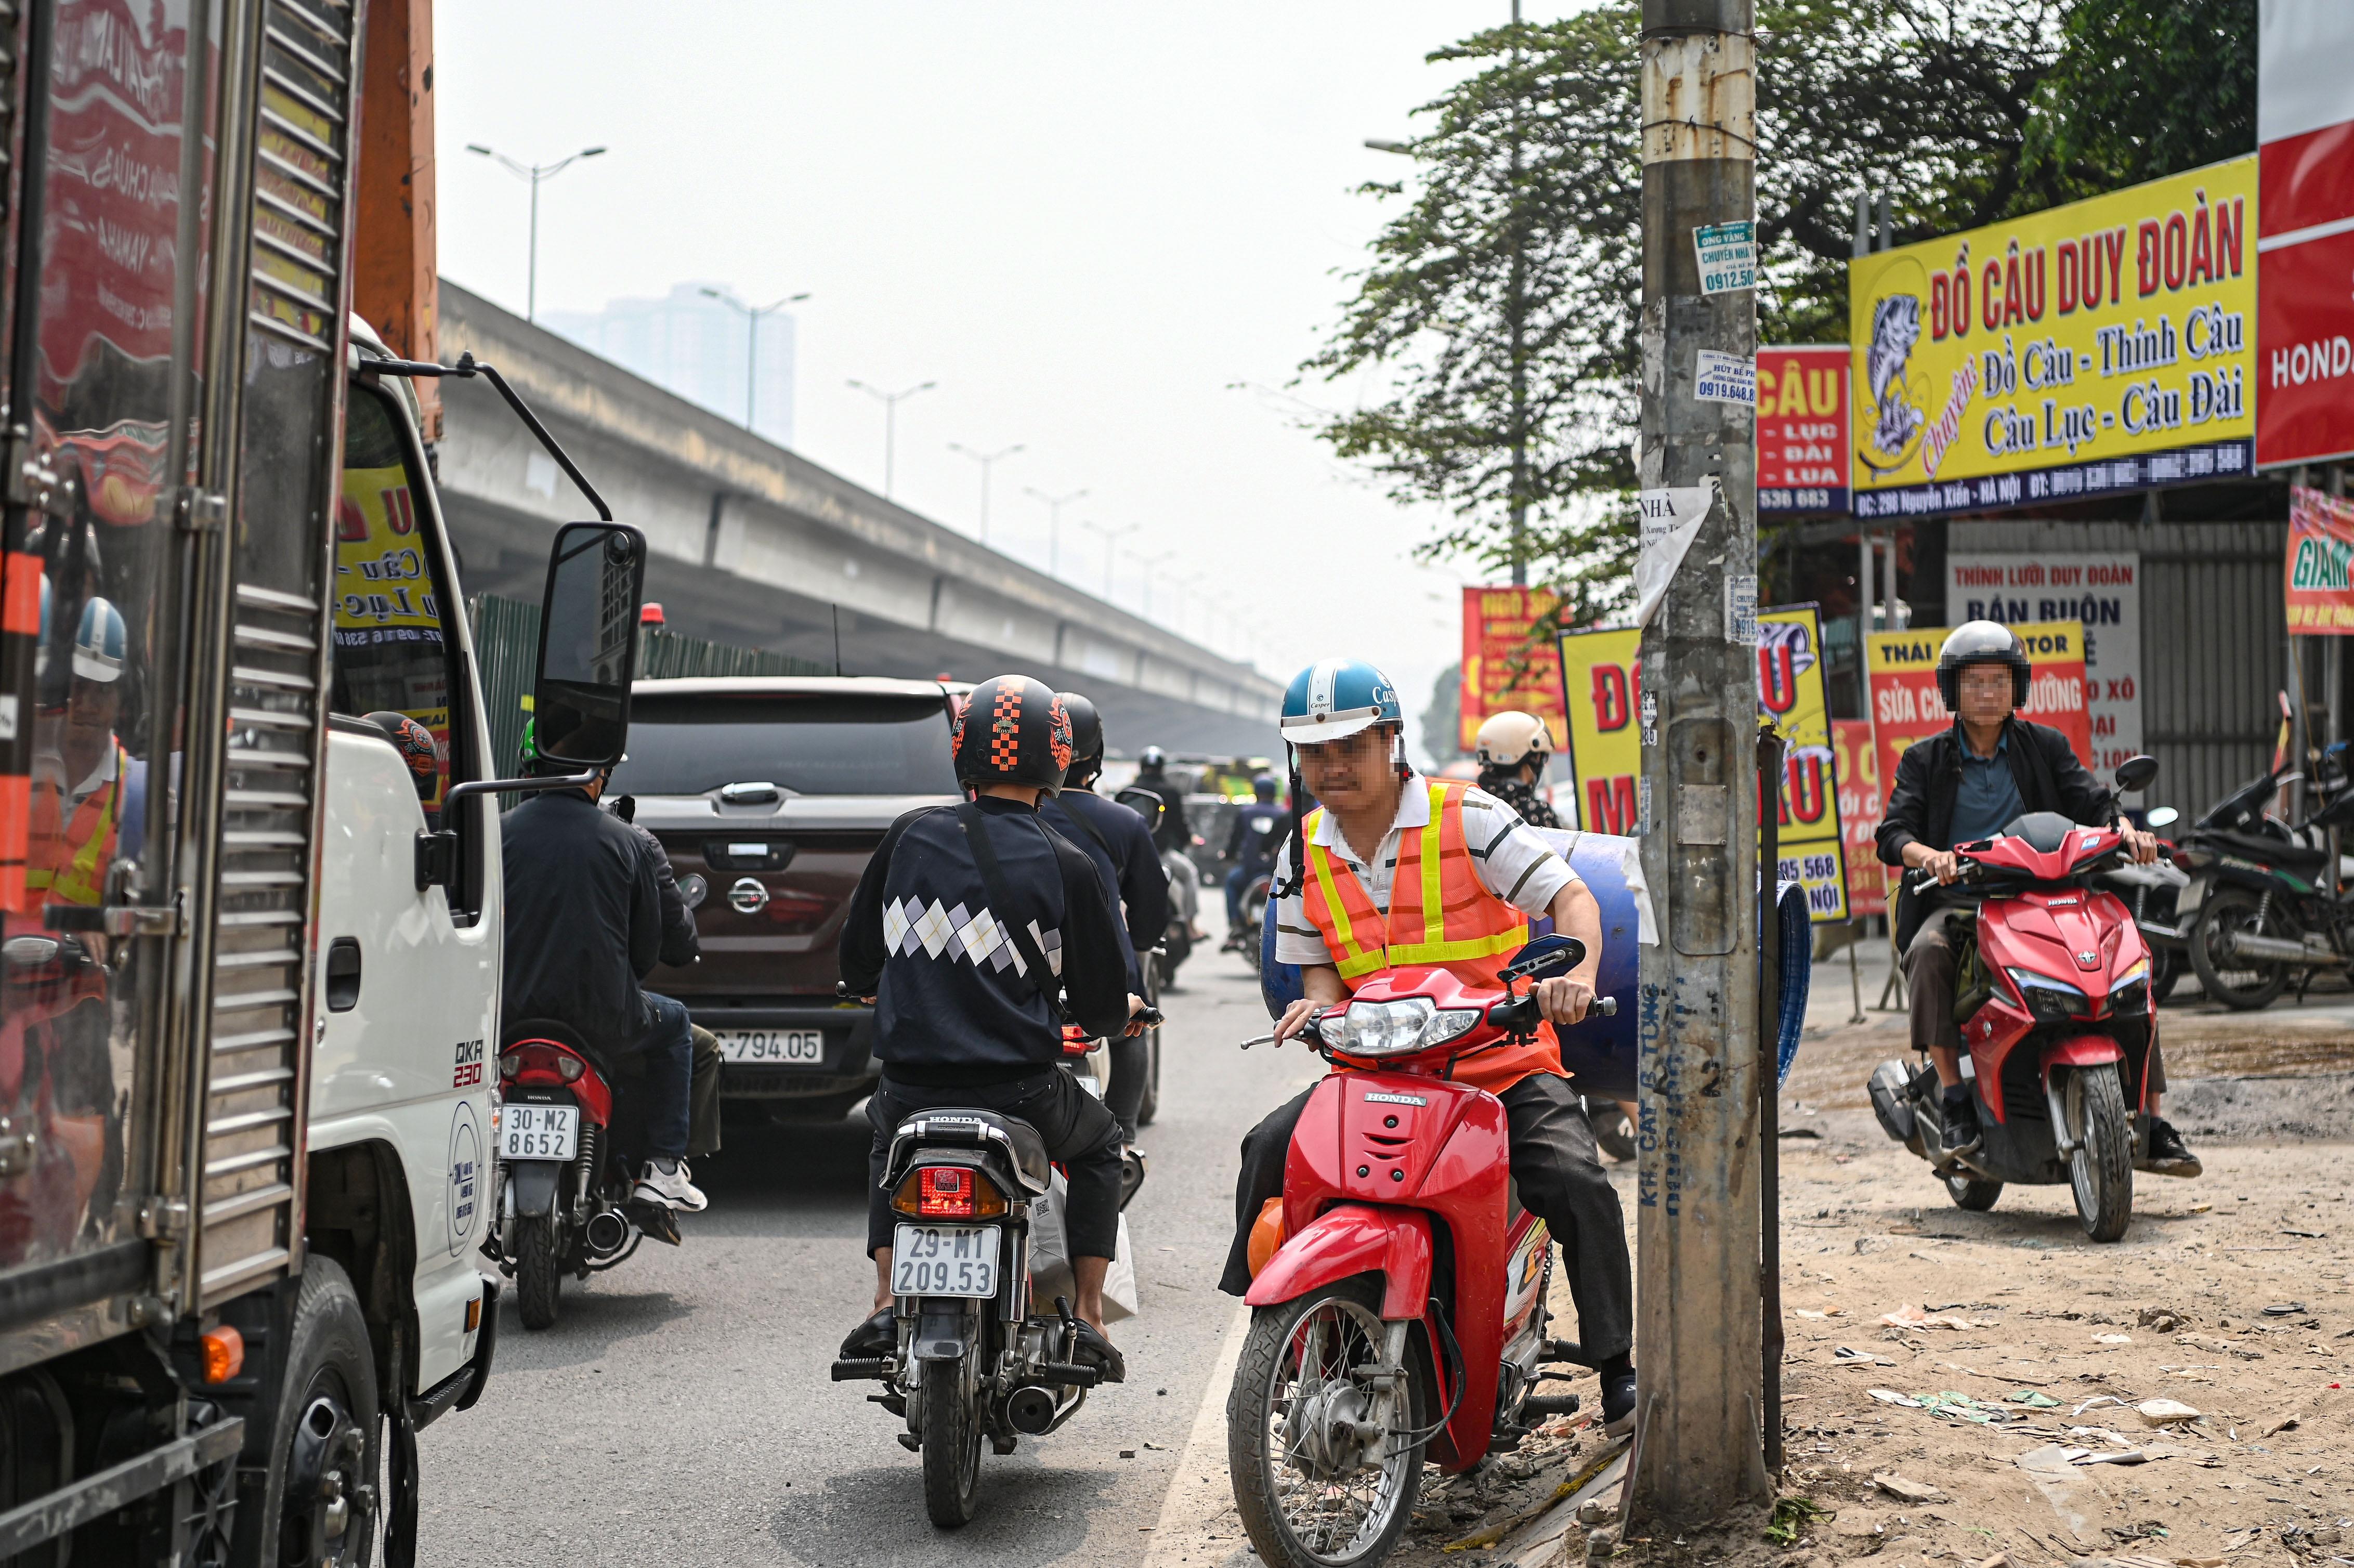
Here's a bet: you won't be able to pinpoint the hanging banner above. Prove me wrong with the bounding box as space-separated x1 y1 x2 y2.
1945 551 2142 772
1865 621 2094 820
1460 586 1567 755
1758 605 1847 922
1757 345 1851 515
2257 1 2354 468
2284 485 2354 634
1850 156 2256 520
1555 626 1643 835
1833 719 1887 917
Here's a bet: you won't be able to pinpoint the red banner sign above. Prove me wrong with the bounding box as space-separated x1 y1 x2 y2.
1459 586 1567 755
1833 720 1886 918
2258 6 2354 467
1757 345 1850 515
2285 485 2354 633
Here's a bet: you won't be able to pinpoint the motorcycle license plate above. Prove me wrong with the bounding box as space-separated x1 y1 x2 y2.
717 1029 825 1065
501 1103 578 1161
890 1224 1001 1298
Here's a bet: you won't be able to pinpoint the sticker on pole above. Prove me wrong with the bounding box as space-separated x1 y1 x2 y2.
1725 575 1758 646
1634 481 1716 628
1694 350 1756 406
1693 220 1756 295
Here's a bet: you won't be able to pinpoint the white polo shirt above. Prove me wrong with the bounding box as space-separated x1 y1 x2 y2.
1271 774 1578 969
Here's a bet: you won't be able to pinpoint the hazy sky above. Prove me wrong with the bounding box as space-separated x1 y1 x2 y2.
436 3 1549 761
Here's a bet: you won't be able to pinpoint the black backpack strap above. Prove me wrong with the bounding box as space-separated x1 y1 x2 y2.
1058 794 1118 858
955 801 1073 1024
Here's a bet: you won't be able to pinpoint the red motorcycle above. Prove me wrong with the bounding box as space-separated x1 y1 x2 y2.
1226 935 1613 1568
1867 757 2163 1242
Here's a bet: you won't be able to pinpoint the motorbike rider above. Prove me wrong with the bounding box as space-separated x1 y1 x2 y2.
501 727 707 1212
837 674 1148 1379
1877 621 2196 1175
1137 745 1204 946
1219 658 1641 1432
1219 774 1287 943
608 790 725 1166
1473 710 1563 829
29 598 135 911
1038 691 1170 1152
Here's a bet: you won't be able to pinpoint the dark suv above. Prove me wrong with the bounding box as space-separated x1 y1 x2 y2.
607 677 961 1120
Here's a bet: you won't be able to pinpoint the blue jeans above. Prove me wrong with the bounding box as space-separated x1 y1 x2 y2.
1224 865 1251 926
634 992 693 1160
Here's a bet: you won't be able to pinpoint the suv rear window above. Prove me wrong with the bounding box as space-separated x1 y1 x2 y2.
607 696 958 797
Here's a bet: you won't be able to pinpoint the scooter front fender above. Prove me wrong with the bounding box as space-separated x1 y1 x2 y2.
2040 1034 2125 1075
1246 1204 1433 1322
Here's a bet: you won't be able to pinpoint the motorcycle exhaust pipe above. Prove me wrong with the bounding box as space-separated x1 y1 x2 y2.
2225 930 2345 966
583 1208 632 1257
1006 1385 1058 1435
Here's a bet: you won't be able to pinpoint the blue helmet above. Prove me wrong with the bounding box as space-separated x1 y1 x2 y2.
1280 658 1401 745
73 596 125 684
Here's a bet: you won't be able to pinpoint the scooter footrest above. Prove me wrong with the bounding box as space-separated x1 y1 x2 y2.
830 1358 893 1381
1541 1338 1592 1367
1523 1393 1583 1418
624 1199 683 1246
1035 1362 1101 1388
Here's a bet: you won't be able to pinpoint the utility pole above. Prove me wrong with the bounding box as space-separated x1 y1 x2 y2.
1627 0 1769 1529
1079 520 1137 600
948 442 1024 544
846 378 936 499
1505 0 1530 587
1023 486 1088 577
703 287 809 434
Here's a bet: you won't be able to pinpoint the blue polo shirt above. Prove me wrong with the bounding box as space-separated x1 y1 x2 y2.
1950 732 2025 845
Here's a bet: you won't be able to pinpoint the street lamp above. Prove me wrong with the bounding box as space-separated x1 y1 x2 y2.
1078 521 1137 600
1131 548 1179 622
947 442 1025 544
466 143 607 322
1363 138 1413 154
846 378 937 499
702 287 809 434
1022 486 1088 577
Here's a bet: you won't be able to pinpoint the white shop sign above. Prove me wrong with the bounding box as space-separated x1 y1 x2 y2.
1945 552 2143 775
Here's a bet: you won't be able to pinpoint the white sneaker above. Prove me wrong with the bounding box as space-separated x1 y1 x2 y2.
634 1158 708 1212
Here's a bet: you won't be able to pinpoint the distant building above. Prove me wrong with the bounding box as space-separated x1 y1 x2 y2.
543 282 796 448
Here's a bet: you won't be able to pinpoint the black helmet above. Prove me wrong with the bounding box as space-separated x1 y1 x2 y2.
1058 691 1105 782
1252 773 1278 802
1138 745 1167 773
952 674 1072 793
1935 620 2031 711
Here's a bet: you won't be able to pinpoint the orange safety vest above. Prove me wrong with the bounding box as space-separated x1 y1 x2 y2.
27 741 126 908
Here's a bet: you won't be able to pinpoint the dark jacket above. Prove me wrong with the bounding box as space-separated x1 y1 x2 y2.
501 789 664 1053
1223 801 1289 874
628 819 701 968
1039 788 1170 987
1137 769 1191 853
1876 717 2115 945
840 796 1132 1084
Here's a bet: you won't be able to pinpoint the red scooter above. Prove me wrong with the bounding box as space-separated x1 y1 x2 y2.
1867 756 2163 1242
1226 935 1612 1568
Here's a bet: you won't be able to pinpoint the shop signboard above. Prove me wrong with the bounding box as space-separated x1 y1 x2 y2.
1758 605 1848 921
1864 622 2094 828
2284 485 2354 633
1945 551 2142 772
1555 626 1643 837
1460 585 1567 756
1757 345 1851 515
1849 158 2256 520
2257 2 2354 467
1833 719 1887 917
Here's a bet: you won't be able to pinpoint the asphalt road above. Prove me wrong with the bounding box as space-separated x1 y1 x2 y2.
416 938 1311 1565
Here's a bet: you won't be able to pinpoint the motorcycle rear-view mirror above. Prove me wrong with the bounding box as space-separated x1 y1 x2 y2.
2113 754 2159 794
1500 933 1586 985
2144 805 2180 829
531 522 646 769
1113 786 1166 834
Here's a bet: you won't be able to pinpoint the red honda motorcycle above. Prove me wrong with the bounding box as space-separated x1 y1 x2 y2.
1867 757 2163 1243
1226 935 1613 1568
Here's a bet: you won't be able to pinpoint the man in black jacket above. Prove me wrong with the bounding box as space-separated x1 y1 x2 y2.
613 794 722 1164
1876 622 2194 1174
838 675 1146 1378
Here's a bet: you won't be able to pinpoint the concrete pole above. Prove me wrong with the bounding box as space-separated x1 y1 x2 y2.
1627 0 1771 1527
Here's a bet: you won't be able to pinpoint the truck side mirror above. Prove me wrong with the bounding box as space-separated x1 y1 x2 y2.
531 522 646 769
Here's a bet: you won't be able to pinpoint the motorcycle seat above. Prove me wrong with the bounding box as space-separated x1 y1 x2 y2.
889 1107 1052 1194
2200 829 2329 873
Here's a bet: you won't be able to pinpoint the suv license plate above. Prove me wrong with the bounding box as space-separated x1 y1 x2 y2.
890 1224 1001 1299
717 1029 825 1064
501 1103 578 1161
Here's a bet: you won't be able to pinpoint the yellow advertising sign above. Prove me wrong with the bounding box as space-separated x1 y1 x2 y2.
1850 156 2256 520
1555 627 1643 836
1758 606 1847 922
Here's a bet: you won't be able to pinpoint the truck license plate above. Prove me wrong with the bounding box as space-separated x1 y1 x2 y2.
717 1029 825 1064
500 1103 578 1161
890 1224 1001 1298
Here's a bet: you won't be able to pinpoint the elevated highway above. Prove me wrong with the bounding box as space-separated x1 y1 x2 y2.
430 280 1281 752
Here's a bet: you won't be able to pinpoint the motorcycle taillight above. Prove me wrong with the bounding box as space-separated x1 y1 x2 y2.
891 1164 1007 1220
557 1054 585 1082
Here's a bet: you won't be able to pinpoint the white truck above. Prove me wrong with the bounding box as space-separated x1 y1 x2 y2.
0 2 646 1562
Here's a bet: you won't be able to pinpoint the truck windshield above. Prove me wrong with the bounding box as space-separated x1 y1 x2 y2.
607 696 958 796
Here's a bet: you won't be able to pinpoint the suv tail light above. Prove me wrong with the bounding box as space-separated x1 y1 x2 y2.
891 1165 1008 1220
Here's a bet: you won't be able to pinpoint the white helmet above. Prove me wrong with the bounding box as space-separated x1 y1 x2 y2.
1473 710 1555 770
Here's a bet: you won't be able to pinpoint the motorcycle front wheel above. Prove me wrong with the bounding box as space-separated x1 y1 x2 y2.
1228 1277 1424 1568
2065 1065 2135 1243
2188 887 2291 1011
920 1352 984 1527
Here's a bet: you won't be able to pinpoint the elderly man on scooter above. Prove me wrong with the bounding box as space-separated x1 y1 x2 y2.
1218 659 1641 1433
1877 621 2199 1176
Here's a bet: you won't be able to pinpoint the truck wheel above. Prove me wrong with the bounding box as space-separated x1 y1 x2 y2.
516 1216 563 1330
1944 1172 2002 1211
2065 1066 2135 1243
919 1353 984 1527
1229 1276 1424 1568
244 1258 380 1568
2187 888 2290 1010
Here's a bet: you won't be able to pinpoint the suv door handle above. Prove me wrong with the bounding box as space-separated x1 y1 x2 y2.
325 938 362 1012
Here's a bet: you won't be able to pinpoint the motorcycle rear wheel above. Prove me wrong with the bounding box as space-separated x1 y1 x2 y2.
1229 1277 1424 1568
515 1215 563 1330
920 1353 984 1528
2187 887 2291 1011
2065 1066 2135 1243
1943 1172 2002 1211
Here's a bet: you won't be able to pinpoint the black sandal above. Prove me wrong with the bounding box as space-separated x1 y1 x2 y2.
1071 1320 1127 1384
840 1308 895 1360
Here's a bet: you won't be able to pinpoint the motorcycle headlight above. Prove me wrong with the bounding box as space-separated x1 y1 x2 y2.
1318 998 1481 1057
2108 960 2150 1015
2004 966 2090 1024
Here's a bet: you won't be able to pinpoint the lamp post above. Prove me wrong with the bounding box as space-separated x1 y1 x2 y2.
846 378 937 499
465 143 607 322
1132 549 1179 622
1078 521 1137 600
1022 486 1088 577
701 287 809 433
948 442 1025 544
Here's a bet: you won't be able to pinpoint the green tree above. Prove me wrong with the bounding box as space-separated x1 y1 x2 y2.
2021 0 2255 200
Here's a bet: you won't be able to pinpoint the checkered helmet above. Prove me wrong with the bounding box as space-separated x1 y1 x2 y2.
952 674 1071 794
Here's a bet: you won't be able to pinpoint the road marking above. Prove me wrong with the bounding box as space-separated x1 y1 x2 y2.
1142 1300 1252 1568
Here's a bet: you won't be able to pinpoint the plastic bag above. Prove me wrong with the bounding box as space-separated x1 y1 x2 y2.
1027 1171 1137 1324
